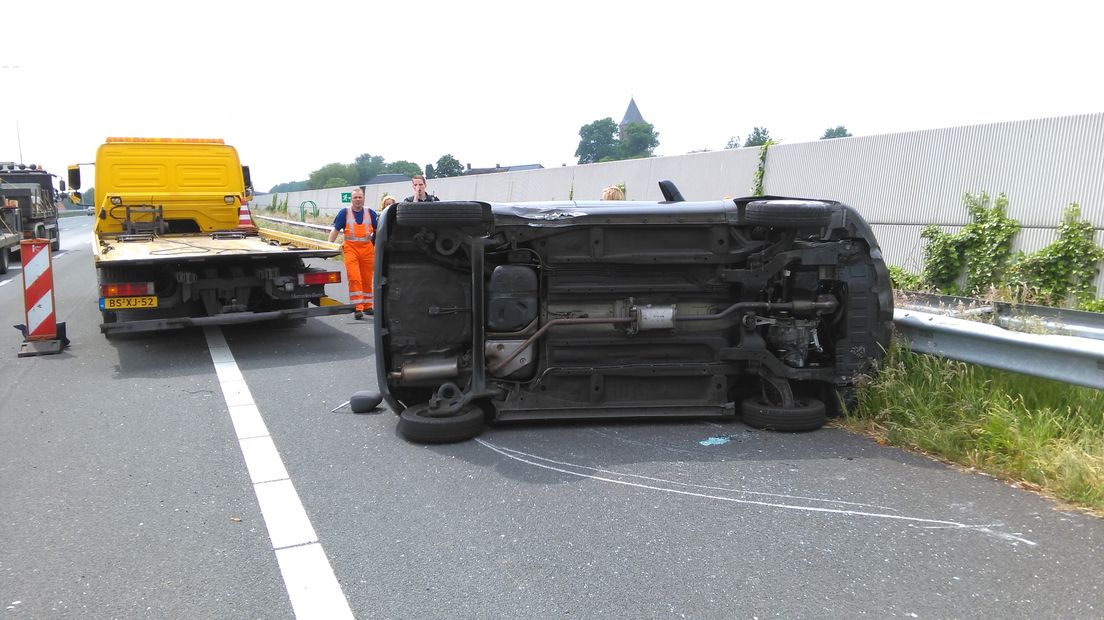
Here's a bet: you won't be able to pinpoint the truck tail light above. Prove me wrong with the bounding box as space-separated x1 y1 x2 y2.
101 282 155 297
298 271 341 285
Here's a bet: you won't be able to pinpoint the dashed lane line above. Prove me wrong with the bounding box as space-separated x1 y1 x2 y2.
204 327 354 619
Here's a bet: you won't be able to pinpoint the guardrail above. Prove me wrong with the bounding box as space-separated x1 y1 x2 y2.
894 308 1104 389
254 214 331 232
254 215 337 252
898 292 1104 342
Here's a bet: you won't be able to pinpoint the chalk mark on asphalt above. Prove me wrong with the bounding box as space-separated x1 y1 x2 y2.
476 438 1037 547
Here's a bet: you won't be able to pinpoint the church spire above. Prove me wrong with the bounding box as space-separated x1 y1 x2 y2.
619 97 645 133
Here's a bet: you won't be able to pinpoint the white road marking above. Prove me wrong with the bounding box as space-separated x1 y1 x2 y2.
501 439 898 511
276 543 359 619
476 439 1037 547
204 327 354 619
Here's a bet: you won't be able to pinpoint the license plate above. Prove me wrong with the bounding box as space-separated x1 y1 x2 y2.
103 296 158 310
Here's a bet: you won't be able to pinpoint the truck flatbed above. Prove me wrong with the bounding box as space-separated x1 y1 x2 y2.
93 232 339 265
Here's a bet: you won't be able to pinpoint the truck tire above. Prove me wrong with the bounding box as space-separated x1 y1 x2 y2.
397 403 485 443
745 201 835 227
740 396 827 432
51 228 60 253
0 247 8 274
395 203 491 227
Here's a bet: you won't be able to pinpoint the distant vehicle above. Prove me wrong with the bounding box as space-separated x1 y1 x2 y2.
86 206 94 215
374 181 894 443
0 162 62 274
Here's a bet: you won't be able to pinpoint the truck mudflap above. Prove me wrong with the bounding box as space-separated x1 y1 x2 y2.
100 301 360 334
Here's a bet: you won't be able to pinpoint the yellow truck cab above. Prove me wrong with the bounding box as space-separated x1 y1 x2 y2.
90 137 253 236
69 137 350 335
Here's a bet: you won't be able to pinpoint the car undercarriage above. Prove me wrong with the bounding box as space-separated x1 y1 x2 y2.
375 182 893 442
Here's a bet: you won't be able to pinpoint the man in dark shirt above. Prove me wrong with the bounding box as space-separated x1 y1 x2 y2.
404 174 440 202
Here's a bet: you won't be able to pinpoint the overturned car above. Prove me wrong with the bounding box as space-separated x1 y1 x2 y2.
374 182 893 443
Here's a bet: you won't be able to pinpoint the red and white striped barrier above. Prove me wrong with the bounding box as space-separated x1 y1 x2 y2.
17 239 68 357
238 202 255 229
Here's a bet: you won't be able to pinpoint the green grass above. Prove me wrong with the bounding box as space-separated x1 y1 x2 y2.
843 341 1104 513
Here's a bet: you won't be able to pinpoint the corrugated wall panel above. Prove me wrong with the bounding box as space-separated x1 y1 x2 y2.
254 113 1104 295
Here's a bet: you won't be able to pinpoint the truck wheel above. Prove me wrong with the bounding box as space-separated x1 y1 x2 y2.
745 201 835 227
0 247 8 274
395 203 491 227
741 396 826 432
51 228 60 252
397 403 485 443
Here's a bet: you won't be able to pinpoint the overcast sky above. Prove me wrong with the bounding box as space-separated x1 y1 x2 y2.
2 1 1100 191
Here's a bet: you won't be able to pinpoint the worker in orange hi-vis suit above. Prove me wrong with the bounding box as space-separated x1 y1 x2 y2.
327 188 378 320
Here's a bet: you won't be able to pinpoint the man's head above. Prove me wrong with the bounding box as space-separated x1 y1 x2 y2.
351 188 365 210
411 175 428 200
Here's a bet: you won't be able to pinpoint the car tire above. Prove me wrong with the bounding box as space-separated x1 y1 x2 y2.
740 396 827 432
397 403 485 443
744 201 835 227
395 203 491 227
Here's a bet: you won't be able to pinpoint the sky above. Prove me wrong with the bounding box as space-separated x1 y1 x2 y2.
2 1 1100 192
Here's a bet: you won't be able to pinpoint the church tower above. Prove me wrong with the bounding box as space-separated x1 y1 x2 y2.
619 98 645 138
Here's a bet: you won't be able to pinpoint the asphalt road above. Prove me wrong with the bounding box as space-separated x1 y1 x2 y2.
1 216 1101 618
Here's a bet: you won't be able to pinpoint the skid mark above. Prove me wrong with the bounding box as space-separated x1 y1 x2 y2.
476 439 1037 547
483 440 897 511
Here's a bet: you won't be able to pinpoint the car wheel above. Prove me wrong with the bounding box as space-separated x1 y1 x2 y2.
397 403 485 443
740 396 827 432
395 203 491 227
744 201 835 227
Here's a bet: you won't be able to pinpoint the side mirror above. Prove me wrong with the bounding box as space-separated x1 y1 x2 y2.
68 165 82 191
60 180 67 192
241 165 254 200
70 191 82 205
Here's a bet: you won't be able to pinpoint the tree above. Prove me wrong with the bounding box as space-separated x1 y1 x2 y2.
323 177 348 188
354 153 386 184
618 122 659 160
435 154 464 178
575 118 619 164
744 127 772 147
269 180 309 193
821 126 852 140
386 160 422 178
725 136 741 149
309 162 357 190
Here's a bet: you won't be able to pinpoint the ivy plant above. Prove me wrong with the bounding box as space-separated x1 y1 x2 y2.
1008 204 1104 307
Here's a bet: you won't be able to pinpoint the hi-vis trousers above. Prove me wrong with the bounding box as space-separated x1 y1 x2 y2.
343 240 375 311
